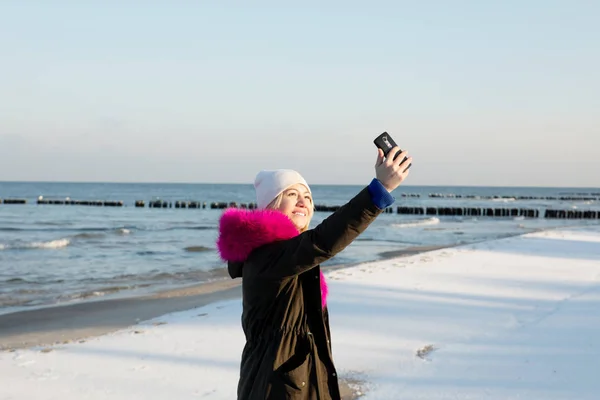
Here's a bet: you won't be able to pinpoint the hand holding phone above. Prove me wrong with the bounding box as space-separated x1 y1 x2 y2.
373 131 412 193
373 132 412 170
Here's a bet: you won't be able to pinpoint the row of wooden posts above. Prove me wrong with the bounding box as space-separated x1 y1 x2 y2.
4 193 599 204
424 194 599 201
1 198 599 219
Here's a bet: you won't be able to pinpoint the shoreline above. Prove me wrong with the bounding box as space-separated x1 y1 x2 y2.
0 244 452 352
0 279 241 351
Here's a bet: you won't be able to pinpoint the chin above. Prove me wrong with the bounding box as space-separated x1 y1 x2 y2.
291 217 308 231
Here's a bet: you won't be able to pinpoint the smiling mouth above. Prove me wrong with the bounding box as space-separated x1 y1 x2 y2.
293 212 306 217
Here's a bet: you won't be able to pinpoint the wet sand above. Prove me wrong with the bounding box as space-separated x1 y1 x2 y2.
377 244 449 259
0 279 242 350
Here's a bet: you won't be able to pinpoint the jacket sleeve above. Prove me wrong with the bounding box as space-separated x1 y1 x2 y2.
247 185 388 279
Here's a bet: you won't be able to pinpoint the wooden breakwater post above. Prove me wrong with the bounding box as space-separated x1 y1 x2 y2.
427 193 599 201
149 200 170 208
102 201 123 207
36 197 123 206
544 209 600 219
399 206 541 218
397 206 425 215
314 204 341 212
2 199 27 204
4 196 600 219
169 201 204 209
210 202 228 209
137 200 206 209
210 202 256 209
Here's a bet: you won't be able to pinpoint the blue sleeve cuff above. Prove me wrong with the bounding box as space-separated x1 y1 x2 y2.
367 178 395 209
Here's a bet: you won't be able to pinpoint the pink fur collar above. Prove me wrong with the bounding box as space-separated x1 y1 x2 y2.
216 208 328 308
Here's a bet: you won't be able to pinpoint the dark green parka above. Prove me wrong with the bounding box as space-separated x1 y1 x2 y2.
217 187 384 399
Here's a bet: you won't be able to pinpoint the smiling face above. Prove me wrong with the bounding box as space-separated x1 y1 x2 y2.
271 183 314 232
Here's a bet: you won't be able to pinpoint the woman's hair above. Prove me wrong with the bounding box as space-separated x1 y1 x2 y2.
266 190 314 233
266 192 285 211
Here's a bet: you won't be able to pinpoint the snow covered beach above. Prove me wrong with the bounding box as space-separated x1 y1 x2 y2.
2 226 600 399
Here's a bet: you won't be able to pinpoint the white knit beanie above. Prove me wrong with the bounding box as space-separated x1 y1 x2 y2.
254 169 311 209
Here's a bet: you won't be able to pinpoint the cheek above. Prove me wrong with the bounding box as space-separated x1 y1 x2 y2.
277 198 295 214
308 203 314 218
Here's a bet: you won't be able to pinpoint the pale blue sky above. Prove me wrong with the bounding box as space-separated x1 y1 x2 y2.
0 1 598 187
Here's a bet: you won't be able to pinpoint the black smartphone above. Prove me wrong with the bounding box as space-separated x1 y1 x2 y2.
373 131 411 170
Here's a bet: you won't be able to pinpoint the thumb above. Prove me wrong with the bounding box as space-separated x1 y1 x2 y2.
375 148 385 167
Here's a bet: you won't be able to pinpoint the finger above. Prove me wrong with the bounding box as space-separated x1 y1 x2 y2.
386 147 401 165
393 150 409 166
400 157 413 173
399 155 412 168
375 148 385 167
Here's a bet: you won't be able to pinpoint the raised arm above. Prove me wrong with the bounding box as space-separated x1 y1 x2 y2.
249 146 412 279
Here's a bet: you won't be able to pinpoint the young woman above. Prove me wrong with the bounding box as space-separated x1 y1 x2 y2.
217 147 412 399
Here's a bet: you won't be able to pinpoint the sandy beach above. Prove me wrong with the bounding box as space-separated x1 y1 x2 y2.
1 226 600 399
0 279 242 351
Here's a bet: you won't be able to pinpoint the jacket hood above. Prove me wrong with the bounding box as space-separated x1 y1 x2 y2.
216 208 328 307
217 208 300 263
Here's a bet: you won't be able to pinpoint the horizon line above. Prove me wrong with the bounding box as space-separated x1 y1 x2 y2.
0 179 598 190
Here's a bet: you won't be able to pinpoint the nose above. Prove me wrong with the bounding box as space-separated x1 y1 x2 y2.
296 197 307 207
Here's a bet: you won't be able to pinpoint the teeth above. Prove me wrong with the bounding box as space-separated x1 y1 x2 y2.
294 212 305 216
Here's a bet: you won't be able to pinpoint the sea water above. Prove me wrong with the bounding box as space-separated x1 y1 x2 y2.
1 181 598 315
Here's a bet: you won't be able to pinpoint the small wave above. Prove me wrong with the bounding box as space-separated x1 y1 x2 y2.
14 288 48 295
136 250 172 256
73 227 132 239
0 226 137 233
0 238 70 251
0 227 103 232
4 278 27 283
2 277 65 285
391 217 440 228
146 271 211 281
31 239 70 249
0 296 34 307
38 221 71 226
170 226 217 231
184 246 212 252
490 198 515 202
72 232 106 240
65 286 134 300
